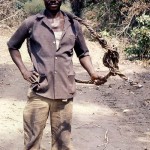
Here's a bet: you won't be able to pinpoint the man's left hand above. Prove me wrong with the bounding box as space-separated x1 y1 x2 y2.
91 72 107 85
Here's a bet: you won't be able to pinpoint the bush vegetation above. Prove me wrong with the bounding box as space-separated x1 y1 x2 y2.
79 0 150 60
125 14 150 60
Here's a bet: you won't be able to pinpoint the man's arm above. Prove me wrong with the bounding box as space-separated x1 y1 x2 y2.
7 18 39 83
9 49 39 83
79 55 106 84
74 21 106 84
79 56 97 79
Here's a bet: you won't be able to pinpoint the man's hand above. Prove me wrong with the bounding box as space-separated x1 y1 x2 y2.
91 72 107 85
9 50 40 84
22 70 39 84
79 56 107 85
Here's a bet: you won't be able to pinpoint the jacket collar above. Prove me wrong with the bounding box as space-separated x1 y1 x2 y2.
36 9 72 29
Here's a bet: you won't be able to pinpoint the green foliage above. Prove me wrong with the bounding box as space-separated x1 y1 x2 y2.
23 0 44 16
83 1 123 33
15 0 30 9
125 14 150 59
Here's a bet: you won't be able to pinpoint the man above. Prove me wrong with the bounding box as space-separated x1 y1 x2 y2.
7 0 105 149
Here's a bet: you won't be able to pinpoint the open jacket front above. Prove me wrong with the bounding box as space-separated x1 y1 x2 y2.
7 10 89 99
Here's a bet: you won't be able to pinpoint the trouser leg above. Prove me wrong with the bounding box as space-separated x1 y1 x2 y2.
50 99 73 150
23 92 50 150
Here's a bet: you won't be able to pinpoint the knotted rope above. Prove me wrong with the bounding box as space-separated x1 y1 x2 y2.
66 12 142 87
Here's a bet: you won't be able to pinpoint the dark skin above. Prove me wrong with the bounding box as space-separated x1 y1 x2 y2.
9 0 106 85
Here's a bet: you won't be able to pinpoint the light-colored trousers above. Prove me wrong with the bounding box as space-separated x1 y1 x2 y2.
23 90 73 150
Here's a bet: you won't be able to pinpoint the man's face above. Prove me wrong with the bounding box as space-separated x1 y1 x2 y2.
43 0 62 11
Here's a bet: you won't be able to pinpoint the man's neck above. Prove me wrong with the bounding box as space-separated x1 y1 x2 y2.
45 9 65 31
45 9 62 19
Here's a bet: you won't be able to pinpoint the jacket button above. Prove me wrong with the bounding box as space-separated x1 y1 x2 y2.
55 57 58 60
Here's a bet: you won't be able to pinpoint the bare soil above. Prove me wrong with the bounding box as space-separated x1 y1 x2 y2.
0 30 150 150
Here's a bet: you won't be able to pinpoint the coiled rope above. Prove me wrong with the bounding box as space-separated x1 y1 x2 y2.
66 12 142 87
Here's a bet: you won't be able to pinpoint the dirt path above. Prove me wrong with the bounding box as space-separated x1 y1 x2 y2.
0 32 150 150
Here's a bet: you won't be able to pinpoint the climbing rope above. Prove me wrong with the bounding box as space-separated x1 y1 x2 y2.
66 12 142 88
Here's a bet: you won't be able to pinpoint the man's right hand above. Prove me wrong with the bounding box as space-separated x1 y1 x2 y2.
9 50 39 84
22 70 39 84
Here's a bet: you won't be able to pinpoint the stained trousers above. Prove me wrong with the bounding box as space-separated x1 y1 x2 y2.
23 90 73 150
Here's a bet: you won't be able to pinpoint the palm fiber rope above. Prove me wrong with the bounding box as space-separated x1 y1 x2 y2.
66 12 142 87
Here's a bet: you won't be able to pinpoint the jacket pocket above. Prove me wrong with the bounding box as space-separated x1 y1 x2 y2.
67 75 76 94
31 74 49 93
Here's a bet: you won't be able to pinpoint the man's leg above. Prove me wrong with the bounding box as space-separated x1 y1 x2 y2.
50 98 73 150
23 91 50 150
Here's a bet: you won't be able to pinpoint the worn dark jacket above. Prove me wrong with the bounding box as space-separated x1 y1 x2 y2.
7 10 89 99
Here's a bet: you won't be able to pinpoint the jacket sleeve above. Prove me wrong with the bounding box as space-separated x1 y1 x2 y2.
74 21 89 59
7 19 29 50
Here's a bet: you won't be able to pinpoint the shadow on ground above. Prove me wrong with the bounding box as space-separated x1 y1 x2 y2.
73 68 150 150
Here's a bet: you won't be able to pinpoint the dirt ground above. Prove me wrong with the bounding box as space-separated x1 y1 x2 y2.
0 30 150 150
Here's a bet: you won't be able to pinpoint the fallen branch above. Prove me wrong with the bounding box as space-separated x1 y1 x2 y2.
103 130 109 150
97 130 109 149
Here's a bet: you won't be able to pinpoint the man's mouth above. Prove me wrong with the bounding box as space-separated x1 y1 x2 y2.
50 4 58 7
47 1 59 7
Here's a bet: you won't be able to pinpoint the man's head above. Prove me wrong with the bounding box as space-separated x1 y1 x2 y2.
43 0 62 12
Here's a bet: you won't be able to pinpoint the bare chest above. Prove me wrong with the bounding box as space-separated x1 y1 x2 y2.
48 17 64 32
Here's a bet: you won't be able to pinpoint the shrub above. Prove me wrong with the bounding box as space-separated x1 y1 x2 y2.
23 0 44 16
125 14 150 60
